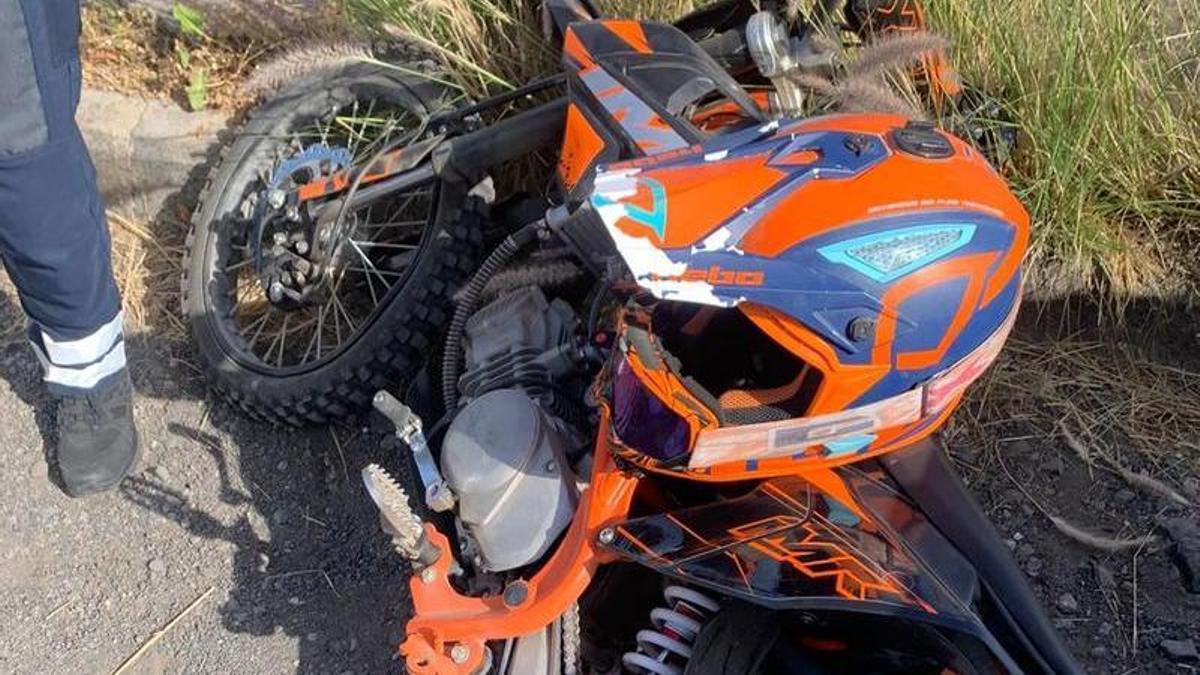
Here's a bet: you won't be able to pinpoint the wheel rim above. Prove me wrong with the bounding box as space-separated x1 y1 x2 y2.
205 93 443 375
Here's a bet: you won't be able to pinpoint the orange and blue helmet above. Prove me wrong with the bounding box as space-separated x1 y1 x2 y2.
589 113 1027 481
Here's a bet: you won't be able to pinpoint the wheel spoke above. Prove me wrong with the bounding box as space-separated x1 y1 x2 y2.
305 304 325 363
348 240 396 301
346 99 361 156
359 99 377 158
329 293 343 346
273 313 291 366
319 111 331 146
332 291 358 336
342 266 403 278
357 119 398 160
215 97 434 371
357 218 428 230
223 258 254 273
301 329 318 365
259 312 284 363
389 190 432 221
348 240 418 250
238 309 271 340
348 241 382 307
247 307 275 348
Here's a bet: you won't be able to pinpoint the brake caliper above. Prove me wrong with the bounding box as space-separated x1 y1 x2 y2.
252 144 353 307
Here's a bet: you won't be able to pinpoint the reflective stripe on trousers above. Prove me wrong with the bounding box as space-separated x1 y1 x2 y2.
29 311 127 394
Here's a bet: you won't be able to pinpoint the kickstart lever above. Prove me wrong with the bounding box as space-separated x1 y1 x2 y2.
373 391 457 513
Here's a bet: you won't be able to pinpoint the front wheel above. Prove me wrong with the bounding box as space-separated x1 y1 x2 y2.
182 62 487 425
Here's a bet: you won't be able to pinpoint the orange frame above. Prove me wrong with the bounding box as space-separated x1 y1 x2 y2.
400 423 639 674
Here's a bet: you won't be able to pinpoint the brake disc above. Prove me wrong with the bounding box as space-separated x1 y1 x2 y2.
269 144 353 189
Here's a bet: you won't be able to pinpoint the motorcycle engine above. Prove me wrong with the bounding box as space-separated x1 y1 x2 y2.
440 286 592 572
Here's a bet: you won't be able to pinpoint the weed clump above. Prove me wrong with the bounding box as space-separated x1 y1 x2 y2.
926 0 1200 299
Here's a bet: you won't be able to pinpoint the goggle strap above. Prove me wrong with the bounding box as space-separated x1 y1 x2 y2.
688 387 924 468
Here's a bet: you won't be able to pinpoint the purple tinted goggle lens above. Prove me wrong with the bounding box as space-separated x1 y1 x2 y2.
610 356 692 463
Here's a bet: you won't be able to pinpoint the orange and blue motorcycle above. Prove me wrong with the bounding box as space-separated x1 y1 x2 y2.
183 1 1078 673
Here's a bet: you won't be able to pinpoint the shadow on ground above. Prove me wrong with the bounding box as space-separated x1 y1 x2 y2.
121 142 415 673
0 138 417 672
0 300 414 673
118 406 414 674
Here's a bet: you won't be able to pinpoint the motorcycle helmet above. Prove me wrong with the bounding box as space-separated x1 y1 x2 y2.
589 114 1027 481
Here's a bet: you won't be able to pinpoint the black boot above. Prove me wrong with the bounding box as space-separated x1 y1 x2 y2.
55 372 140 497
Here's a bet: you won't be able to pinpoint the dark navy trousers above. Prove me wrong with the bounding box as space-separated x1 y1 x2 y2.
1 0 126 393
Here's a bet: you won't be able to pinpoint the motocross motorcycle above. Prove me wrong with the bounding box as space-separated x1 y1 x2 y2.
183 1 1079 673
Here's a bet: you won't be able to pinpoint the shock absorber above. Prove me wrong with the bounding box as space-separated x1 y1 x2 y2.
622 586 720 675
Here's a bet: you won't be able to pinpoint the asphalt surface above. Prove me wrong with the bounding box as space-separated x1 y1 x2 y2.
0 277 413 674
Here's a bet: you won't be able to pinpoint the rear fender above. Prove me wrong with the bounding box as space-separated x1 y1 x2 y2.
880 437 1083 675
599 463 1031 672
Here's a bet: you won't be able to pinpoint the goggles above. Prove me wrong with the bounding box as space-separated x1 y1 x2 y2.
601 298 1018 472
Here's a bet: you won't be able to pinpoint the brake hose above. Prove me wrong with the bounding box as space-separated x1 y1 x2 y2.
441 221 542 412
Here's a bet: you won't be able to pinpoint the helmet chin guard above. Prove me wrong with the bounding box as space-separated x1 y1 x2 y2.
598 291 1018 480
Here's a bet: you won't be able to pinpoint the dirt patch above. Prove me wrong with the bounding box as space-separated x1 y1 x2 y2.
951 432 1200 672
82 1 264 112
949 317 1200 673
82 1 361 113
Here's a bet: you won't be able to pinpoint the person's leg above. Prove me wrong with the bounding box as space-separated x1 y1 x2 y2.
0 0 138 496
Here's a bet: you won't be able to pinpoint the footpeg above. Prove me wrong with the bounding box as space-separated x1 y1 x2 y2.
362 463 440 566
373 391 456 512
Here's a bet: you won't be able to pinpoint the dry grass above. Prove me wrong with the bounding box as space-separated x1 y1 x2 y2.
340 0 554 99
597 0 697 21
950 335 1200 477
946 332 1200 554
81 3 175 98
108 211 189 341
337 1 702 99
242 40 377 100
81 1 266 112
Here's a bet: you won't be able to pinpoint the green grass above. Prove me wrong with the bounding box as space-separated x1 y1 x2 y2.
339 0 553 97
339 0 1200 300
927 0 1200 296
